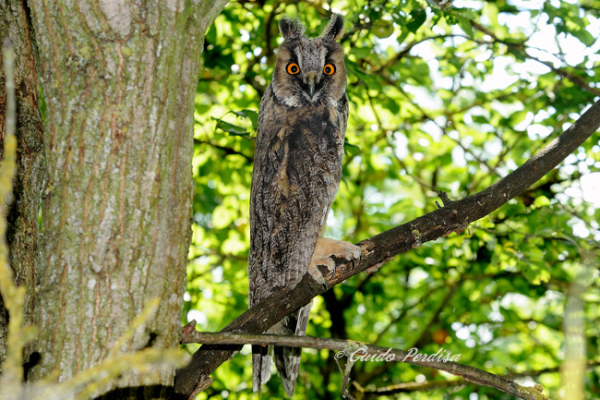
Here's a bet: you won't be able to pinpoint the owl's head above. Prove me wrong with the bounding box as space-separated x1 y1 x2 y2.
271 15 346 108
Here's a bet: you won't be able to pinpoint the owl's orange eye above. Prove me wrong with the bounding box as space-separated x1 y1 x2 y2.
323 64 335 75
287 63 300 74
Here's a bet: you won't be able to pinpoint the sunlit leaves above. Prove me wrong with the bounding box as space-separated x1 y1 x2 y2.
189 0 600 398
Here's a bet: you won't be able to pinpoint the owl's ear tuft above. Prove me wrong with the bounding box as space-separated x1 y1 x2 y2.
322 14 344 41
279 17 305 40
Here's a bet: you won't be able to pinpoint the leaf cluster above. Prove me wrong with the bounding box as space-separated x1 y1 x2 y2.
187 1 600 398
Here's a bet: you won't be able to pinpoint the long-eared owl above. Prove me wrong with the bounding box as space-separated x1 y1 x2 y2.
248 14 361 396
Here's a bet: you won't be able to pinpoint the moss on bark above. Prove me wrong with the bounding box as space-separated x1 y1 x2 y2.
0 0 46 367
24 0 227 396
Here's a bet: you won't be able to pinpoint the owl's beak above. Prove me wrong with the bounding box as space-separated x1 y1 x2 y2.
306 72 316 99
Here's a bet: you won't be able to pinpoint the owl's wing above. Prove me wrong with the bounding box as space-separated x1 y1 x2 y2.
249 87 348 394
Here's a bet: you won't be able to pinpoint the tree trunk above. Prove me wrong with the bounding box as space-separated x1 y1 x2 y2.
0 0 46 366
26 0 227 396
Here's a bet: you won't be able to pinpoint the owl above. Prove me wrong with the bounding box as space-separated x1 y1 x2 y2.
248 14 361 396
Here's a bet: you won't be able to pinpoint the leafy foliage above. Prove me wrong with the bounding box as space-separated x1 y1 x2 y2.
187 0 600 398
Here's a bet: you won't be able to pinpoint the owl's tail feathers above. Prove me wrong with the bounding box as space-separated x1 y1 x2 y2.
273 302 313 397
252 345 273 395
274 345 301 397
252 302 313 397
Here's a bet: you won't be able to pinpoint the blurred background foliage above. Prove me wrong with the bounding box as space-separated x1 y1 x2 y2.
185 0 600 398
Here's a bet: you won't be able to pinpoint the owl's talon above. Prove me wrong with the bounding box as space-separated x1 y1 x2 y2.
310 237 361 281
351 253 361 269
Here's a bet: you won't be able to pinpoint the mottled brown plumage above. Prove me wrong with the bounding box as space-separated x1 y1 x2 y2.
249 14 360 396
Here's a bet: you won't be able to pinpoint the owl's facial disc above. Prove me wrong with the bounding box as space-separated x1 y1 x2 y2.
273 34 345 108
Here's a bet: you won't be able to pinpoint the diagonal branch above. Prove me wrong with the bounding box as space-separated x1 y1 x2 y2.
180 331 549 400
173 99 600 398
358 360 600 398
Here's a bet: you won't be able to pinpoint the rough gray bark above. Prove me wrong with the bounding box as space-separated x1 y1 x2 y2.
25 0 228 397
0 0 46 367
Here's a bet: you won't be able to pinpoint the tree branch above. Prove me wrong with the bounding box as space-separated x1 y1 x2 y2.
180 331 549 400
356 359 600 398
173 100 600 398
354 379 466 398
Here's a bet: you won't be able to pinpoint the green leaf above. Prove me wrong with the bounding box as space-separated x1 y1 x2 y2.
233 109 258 131
454 15 474 37
212 117 249 136
384 97 400 115
346 60 383 91
534 196 550 207
509 110 530 127
406 9 427 33
350 47 372 58
483 3 499 28
206 23 217 44
344 140 360 156
568 24 595 46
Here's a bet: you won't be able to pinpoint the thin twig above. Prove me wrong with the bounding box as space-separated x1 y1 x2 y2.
356 379 466 397
182 331 549 400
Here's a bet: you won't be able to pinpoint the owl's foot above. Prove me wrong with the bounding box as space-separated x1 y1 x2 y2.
308 238 362 289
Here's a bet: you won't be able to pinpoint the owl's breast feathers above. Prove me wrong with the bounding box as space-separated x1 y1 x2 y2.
249 87 349 305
